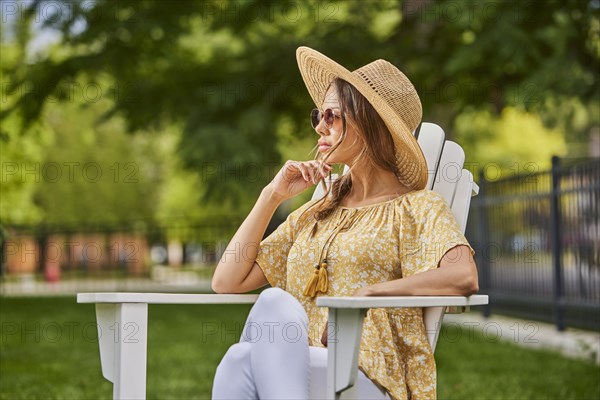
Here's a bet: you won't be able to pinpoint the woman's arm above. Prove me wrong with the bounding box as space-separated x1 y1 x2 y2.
212 160 330 294
353 245 479 297
322 245 477 346
211 186 283 293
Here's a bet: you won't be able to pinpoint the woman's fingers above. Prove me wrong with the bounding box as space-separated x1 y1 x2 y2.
306 161 331 183
318 162 332 178
296 162 311 182
295 161 328 184
297 163 315 184
279 160 332 192
270 160 334 201
307 164 318 183
284 162 306 183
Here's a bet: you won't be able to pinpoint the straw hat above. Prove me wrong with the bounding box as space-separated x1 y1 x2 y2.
296 46 428 190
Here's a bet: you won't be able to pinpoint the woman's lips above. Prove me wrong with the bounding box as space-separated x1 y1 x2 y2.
318 141 331 152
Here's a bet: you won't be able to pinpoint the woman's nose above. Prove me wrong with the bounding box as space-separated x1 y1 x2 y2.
314 118 329 136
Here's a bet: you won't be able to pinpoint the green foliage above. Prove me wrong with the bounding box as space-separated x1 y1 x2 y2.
31 94 161 224
1 0 598 217
455 106 567 180
1 44 49 224
1 40 237 227
408 0 599 131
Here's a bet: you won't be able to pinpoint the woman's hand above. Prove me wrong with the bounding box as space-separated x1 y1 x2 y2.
321 324 328 347
268 160 331 202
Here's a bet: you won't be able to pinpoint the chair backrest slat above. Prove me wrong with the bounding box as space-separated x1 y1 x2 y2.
451 169 475 233
432 141 465 205
417 123 445 190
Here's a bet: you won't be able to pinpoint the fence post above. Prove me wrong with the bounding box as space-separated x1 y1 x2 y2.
550 156 565 331
478 169 491 318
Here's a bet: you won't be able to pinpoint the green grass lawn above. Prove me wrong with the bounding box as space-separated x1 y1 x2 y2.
0 296 598 400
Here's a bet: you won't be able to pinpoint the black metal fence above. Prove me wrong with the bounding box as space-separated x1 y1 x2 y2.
467 157 600 331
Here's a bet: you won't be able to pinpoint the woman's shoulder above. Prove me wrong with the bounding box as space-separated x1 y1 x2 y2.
400 189 447 207
396 189 451 222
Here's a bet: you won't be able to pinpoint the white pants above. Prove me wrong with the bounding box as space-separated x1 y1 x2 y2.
212 287 391 400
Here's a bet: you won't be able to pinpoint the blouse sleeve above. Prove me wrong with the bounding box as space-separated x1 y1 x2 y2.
400 190 474 277
255 200 316 290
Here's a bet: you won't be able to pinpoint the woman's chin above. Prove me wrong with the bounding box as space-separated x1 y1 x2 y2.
321 151 342 164
323 158 342 165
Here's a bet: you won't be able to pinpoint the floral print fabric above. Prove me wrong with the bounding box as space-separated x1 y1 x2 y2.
255 189 472 400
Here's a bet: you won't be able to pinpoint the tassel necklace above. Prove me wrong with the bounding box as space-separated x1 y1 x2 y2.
303 210 359 298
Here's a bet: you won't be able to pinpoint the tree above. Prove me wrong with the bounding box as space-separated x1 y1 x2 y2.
31 90 162 225
1 35 47 224
454 106 567 179
2 0 598 209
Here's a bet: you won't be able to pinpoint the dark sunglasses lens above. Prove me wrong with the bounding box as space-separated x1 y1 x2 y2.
310 109 320 128
324 109 334 126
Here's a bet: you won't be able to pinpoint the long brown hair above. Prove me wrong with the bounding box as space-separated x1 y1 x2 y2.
309 78 399 233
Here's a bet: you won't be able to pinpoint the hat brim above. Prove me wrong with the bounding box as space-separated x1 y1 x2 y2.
296 46 428 190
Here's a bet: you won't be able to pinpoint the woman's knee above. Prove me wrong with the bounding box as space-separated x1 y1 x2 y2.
216 342 251 370
240 288 308 344
256 287 306 319
257 287 290 304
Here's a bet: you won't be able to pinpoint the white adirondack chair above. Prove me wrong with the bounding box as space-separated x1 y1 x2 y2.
78 122 488 400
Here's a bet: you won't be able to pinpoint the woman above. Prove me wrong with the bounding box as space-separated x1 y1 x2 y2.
211 46 479 400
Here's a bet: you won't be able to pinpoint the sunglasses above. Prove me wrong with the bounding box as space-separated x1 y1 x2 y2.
310 108 342 129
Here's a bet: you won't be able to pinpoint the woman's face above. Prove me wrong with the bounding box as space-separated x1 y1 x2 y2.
314 86 362 165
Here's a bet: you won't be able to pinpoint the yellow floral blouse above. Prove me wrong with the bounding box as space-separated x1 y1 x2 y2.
255 189 472 400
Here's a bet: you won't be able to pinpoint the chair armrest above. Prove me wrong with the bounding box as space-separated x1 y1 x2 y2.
317 295 488 398
77 293 259 304
316 295 488 309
